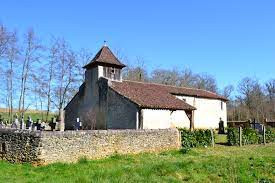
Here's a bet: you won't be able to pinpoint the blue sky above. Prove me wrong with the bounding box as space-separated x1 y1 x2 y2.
1 0 274 90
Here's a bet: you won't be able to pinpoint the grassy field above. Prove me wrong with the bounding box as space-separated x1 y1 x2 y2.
0 144 274 183
0 109 56 122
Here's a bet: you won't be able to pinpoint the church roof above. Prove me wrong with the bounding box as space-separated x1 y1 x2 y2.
83 46 126 69
109 80 228 111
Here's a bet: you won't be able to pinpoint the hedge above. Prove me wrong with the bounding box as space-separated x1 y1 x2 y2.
227 127 275 146
178 128 212 149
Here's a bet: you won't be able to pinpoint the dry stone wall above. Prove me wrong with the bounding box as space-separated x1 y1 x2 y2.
0 128 180 165
0 129 41 163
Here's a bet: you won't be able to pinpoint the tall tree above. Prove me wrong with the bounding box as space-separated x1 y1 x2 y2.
18 29 42 116
51 38 79 120
123 57 148 82
178 69 197 87
77 48 92 82
5 31 18 122
265 79 275 119
221 85 234 99
237 77 265 121
0 24 11 58
193 73 218 93
150 68 180 86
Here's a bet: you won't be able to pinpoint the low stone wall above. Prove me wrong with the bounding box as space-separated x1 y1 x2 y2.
0 129 41 163
0 128 180 165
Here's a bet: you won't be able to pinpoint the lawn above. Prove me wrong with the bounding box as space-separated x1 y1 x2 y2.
0 144 274 183
0 110 56 122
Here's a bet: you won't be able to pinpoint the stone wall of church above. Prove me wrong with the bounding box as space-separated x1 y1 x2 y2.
64 94 80 130
0 129 180 165
107 88 138 129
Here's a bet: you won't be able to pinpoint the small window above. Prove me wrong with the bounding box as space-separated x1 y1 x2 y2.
221 101 223 110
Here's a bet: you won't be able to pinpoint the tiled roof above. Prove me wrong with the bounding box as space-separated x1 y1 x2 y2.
83 46 126 69
109 80 228 111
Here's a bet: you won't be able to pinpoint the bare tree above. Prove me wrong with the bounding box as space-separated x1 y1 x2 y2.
18 29 42 116
32 73 46 120
265 79 275 119
51 38 79 120
123 57 149 82
150 68 180 86
0 24 11 58
237 77 265 121
5 31 18 122
77 48 92 82
179 69 197 87
221 85 234 99
39 39 59 122
194 73 218 93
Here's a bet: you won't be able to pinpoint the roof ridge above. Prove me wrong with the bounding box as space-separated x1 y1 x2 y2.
121 79 219 95
109 83 196 110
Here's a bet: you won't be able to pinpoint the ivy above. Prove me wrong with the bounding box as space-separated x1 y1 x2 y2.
227 127 275 146
178 128 212 150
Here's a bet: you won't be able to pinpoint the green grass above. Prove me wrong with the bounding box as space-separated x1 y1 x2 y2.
0 112 56 122
215 134 228 144
0 144 274 183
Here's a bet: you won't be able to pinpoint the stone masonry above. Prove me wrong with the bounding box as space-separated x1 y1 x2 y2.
0 128 180 165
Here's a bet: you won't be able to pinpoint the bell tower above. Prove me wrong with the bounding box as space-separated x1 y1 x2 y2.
83 45 125 82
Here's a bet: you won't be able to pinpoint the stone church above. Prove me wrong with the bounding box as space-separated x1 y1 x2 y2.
64 45 228 130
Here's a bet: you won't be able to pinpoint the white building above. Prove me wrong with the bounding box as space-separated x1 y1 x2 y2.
64 45 228 130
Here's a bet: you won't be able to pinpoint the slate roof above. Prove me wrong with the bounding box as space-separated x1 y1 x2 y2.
83 46 126 69
109 80 228 111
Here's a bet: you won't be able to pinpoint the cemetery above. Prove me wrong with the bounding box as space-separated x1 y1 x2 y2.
0 114 180 165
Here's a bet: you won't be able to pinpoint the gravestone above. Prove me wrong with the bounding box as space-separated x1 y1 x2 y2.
26 116 33 130
74 117 82 131
36 119 42 131
11 122 18 129
0 114 3 123
32 122 37 131
41 121 46 130
20 116 25 130
218 118 225 134
49 117 57 131
12 115 20 129
0 121 5 129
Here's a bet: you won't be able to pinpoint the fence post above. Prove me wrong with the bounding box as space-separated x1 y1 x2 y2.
239 126 242 147
179 130 182 148
210 128 215 147
263 126 266 145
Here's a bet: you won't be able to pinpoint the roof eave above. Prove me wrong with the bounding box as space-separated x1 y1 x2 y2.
83 61 126 69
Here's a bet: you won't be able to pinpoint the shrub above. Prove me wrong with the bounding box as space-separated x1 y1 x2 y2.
227 128 239 146
265 128 275 143
227 127 275 146
242 128 259 145
178 128 212 149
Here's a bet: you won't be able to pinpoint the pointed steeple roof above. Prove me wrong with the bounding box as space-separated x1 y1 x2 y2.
83 45 126 69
